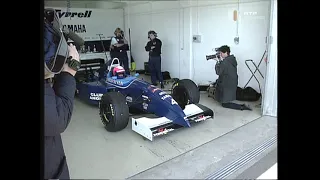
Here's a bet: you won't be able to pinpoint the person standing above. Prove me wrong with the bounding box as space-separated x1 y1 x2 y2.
110 28 130 75
145 30 164 88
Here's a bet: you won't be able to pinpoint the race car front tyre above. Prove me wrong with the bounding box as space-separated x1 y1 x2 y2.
172 79 200 109
99 92 130 132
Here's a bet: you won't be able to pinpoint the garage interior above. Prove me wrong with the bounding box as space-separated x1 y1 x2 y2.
44 0 277 179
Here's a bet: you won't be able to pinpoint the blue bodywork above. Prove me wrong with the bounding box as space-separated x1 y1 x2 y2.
76 68 191 128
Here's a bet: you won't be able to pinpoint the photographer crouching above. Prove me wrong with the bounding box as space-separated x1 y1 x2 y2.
110 28 130 75
44 9 81 179
211 45 251 111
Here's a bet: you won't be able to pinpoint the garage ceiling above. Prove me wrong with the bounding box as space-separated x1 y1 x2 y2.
44 0 268 9
45 0 266 3
44 0 178 1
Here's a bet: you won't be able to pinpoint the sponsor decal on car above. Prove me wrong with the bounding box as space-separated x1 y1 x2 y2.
90 93 103 100
126 96 133 102
143 102 148 110
107 78 123 85
158 92 178 105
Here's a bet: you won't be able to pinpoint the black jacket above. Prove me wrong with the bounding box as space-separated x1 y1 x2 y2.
44 72 76 179
214 55 238 103
111 36 129 53
145 38 162 57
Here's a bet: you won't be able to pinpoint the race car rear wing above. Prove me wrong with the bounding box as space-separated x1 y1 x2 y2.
75 58 105 82
79 58 105 71
132 104 214 141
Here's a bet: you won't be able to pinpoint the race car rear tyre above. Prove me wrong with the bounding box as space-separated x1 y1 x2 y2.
99 92 129 132
172 79 200 109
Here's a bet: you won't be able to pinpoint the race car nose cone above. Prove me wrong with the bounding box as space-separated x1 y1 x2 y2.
175 116 191 128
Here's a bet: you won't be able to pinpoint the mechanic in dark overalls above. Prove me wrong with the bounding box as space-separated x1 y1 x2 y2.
110 28 130 75
145 30 164 88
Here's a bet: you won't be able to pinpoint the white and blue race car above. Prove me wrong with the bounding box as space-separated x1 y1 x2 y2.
75 58 214 141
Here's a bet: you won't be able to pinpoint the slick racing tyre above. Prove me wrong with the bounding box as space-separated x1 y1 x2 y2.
99 92 129 132
171 79 200 109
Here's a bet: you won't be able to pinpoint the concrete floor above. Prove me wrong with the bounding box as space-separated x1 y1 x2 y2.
128 115 277 179
62 76 263 179
257 163 277 179
235 147 277 179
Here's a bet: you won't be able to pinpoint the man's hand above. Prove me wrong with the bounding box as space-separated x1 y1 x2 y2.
68 43 79 61
62 43 80 76
115 43 124 47
151 46 155 49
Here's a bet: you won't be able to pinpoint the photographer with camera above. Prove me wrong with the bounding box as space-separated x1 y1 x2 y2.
145 30 164 88
44 9 81 179
110 27 130 75
213 45 251 111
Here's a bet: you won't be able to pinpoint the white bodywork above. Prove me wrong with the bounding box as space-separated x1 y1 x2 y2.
132 104 212 141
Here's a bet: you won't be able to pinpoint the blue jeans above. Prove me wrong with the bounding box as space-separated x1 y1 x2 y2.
149 56 163 84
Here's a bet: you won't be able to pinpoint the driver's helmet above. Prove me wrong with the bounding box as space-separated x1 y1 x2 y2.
113 66 126 79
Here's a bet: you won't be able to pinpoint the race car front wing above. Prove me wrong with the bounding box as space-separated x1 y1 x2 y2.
131 104 214 141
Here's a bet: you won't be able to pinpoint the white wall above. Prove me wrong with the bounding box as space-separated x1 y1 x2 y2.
125 2 183 78
125 0 270 93
262 0 277 117
44 1 126 9
45 6 124 41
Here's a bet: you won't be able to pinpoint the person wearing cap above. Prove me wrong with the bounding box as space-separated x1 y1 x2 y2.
145 30 164 88
214 45 251 111
110 28 130 75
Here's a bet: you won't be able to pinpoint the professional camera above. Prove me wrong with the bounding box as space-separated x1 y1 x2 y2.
206 48 221 60
44 8 84 75
44 8 69 74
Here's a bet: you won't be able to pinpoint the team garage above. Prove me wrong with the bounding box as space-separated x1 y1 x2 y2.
45 0 277 179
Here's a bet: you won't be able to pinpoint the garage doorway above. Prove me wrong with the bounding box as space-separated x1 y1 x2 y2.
44 0 276 179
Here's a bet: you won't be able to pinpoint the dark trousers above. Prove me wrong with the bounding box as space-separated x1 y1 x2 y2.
110 51 130 75
149 56 163 84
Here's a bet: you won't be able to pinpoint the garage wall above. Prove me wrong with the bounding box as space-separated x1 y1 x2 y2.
44 1 126 9
262 0 277 117
45 6 124 41
124 0 270 93
124 2 184 78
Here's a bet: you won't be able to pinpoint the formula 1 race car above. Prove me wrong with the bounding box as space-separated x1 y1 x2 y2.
75 58 214 141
